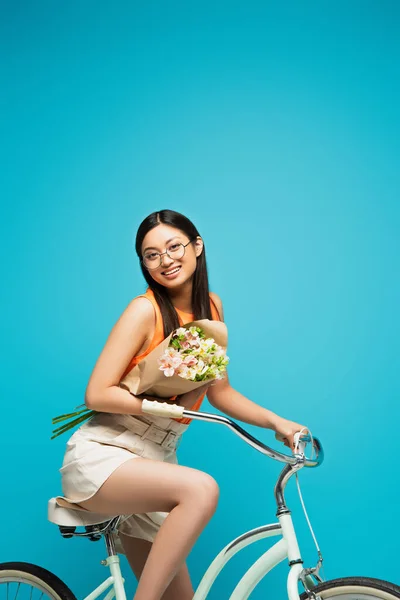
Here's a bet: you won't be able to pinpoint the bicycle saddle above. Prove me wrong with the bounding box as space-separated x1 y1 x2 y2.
48 497 119 527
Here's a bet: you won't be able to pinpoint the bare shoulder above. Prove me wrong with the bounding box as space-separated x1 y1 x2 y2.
209 291 224 321
122 295 156 323
85 296 156 394
102 296 156 353
111 295 156 336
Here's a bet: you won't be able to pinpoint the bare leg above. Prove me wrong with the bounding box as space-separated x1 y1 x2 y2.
120 535 194 600
161 564 194 600
79 458 218 600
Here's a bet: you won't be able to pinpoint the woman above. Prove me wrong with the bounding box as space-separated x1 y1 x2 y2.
59 209 306 600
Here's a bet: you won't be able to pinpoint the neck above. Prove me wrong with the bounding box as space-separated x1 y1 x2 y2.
168 279 193 313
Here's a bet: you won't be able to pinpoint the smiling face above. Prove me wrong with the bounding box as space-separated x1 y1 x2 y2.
141 224 204 289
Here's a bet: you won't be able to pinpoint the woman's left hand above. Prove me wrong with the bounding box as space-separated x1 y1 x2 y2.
271 416 308 451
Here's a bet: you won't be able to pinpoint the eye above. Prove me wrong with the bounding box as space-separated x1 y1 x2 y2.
145 252 159 261
168 243 182 252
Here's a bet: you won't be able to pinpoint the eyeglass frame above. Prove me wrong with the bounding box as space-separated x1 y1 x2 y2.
141 239 196 270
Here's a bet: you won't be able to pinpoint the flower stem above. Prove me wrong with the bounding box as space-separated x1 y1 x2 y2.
52 407 91 424
51 411 96 439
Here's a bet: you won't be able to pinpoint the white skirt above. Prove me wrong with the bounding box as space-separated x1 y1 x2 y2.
59 412 189 547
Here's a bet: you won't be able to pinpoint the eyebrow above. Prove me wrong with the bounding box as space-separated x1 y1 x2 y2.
143 237 180 253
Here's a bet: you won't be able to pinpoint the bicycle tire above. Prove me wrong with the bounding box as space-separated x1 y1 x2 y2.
0 562 77 600
299 576 400 599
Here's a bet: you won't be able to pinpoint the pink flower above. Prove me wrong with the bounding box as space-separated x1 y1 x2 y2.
183 355 198 367
164 347 179 358
158 352 183 377
176 364 189 377
188 337 200 348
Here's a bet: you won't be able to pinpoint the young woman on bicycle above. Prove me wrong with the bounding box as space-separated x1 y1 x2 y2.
59 209 306 600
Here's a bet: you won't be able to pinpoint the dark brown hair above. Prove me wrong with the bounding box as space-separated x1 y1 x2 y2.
135 210 212 337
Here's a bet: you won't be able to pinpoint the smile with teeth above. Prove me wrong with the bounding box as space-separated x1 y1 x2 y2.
162 266 181 276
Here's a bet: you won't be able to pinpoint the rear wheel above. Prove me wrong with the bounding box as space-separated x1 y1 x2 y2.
0 562 76 600
300 576 400 599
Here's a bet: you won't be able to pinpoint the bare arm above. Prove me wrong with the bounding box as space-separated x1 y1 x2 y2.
206 373 281 428
84 297 155 415
206 293 307 449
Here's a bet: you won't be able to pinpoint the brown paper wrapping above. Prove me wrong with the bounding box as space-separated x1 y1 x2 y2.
119 319 228 398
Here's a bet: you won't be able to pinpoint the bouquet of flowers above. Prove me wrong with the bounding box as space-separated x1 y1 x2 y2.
159 326 229 382
51 319 228 439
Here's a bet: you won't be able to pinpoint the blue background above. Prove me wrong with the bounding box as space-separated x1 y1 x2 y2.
2 1 399 597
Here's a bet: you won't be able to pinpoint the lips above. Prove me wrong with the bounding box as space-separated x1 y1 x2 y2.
162 266 182 277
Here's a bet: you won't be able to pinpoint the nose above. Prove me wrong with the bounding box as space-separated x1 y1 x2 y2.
160 252 174 268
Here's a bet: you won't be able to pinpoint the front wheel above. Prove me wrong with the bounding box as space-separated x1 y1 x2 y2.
0 562 76 600
300 576 400 599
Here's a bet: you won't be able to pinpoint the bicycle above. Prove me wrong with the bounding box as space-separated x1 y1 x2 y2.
1 400 399 599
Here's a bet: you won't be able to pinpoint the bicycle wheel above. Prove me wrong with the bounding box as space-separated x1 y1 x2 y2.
0 562 76 600
299 576 400 599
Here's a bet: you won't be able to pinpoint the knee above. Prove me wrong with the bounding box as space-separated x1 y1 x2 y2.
190 473 219 517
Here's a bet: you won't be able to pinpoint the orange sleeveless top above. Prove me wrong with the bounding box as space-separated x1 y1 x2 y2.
122 288 222 424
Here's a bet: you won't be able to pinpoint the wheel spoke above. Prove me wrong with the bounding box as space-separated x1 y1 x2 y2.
13 583 20 600
0 584 48 600
0 564 77 600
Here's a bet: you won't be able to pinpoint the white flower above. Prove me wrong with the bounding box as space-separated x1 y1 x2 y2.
188 327 200 337
163 367 175 377
214 347 225 358
175 327 187 337
177 364 189 377
186 367 197 381
200 338 215 351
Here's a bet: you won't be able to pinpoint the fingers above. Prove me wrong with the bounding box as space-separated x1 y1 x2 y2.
275 425 309 451
284 437 293 450
275 432 294 450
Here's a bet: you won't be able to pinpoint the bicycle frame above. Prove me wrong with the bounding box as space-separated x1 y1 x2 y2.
83 529 127 600
76 405 323 600
194 512 304 600
84 555 126 600
90 509 305 600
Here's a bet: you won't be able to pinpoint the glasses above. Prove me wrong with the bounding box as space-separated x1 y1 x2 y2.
142 240 194 270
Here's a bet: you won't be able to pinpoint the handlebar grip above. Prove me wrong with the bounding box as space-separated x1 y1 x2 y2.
294 431 309 454
142 399 185 419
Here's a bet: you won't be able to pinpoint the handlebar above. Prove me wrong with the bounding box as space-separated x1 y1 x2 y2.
142 399 324 468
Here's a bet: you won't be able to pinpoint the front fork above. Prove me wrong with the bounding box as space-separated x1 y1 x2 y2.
276 461 324 599
299 558 324 599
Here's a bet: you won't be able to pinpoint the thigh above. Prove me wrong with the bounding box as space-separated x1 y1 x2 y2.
79 457 217 516
120 534 194 600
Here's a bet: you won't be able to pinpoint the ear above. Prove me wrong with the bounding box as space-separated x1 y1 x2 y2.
194 236 204 258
